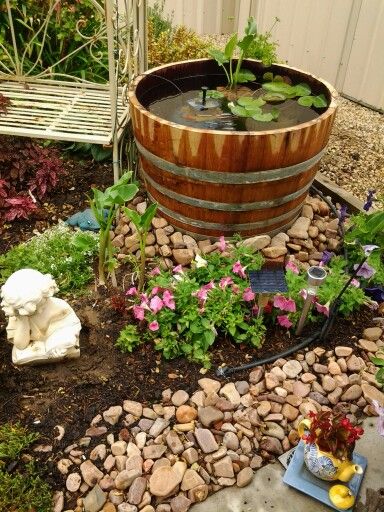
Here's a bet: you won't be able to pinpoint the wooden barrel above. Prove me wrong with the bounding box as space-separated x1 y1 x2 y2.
129 59 338 238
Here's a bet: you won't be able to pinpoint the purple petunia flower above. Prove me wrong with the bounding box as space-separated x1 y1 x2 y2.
320 250 333 265
339 204 348 224
354 261 375 279
363 189 376 212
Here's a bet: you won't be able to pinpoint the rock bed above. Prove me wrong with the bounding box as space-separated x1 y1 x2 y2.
111 194 341 269
53 327 384 512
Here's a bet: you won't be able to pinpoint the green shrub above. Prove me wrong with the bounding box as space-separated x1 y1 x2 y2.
0 223 98 294
148 21 209 68
245 17 280 66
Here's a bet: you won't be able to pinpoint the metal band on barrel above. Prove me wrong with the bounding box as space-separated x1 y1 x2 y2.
142 169 312 211
147 192 303 231
135 139 325 185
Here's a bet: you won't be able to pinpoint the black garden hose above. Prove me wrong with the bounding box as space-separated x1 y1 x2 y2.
216 255 369 379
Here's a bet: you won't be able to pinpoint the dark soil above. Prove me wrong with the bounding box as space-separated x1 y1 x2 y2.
0 149 379 491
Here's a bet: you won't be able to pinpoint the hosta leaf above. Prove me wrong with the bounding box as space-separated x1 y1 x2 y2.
235 69 256 83
224 33 237 59
297 95 315 107
294 82 312 96
208 48 229 66
313 94 328 108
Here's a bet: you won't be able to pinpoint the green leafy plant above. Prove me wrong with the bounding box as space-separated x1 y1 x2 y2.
90 172 138 287
123 203 158 292
208 17 259 89
244 17 280 66
228 95 279 122
0 423 51 511
0 461 52 512
116 324 143 353
370 353 384 385
0 423 38 468
118 240 265 367
261 77 327 108
0 223 98 294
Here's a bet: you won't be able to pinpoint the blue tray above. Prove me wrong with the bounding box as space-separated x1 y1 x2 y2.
283 441 367 511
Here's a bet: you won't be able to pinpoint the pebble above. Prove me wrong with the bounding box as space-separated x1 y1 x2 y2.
363 327 383 341
195 428 219 453
171 390 189 406
66 473 82 493
282 360 302 378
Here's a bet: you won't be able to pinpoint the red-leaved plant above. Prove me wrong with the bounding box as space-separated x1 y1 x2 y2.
302 410 364 460
0 136 65 221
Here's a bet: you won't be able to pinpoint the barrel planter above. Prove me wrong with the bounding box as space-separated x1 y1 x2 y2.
129 59 338 238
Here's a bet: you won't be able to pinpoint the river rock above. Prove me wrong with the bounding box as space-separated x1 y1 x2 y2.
176 405 197 423
123 401 143 418
220 382 241 406
363 327 383 341
335 346 353 357
236 467 254 488
213 456 234 478
287 217 311 239
170 494 192 512
259 436 283 455
83 484 106 512
127 477 147 505
358 339 378 352
172 390 190 406
172 249 194 266
341 385 363 401
194 428 219 453
198 406 224 427
198 378 221 394
361 383 384 406
282 360 302 378
80 460 104 487
66 472 82 492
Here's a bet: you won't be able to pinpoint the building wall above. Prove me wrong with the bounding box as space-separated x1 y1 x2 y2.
149 0 384 111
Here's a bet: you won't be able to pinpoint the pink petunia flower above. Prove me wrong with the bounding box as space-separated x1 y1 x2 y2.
133 305 145 321
126 286 138 296
252 304 259 315
140 293 149 304
163 290 175 310
277 315 293 328
193 281 215 303
150 286 160 296
273 295 296 313
285 261 299 274
218 235 227 252
232 260 247 279
148 320 159 331
149 266 161 276
243 287 255 301
315 301 330 317
219 276 234 289
173 264 183 273
150 295 164 313
351 278 360 288
300 289 316 302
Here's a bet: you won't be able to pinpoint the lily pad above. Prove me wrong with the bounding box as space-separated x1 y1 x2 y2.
236 69 256 83
237 96 265 108
263 92 286 103
297 95 314 107
228 104 248 117
313 94 328 108
294 82 312 97
252 112 275 122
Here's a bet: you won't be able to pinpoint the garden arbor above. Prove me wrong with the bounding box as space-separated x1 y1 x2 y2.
0 0 147 183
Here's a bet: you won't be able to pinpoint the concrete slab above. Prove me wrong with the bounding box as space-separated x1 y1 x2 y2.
191 417 383 511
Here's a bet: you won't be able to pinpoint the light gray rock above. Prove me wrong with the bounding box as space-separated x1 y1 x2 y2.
149 466 183 497
341 385 363 401
166 431 184 455
198 406 224 427
149 418 169 437
241 235 271 251
80 460 103 487
236 467 253 488
123 400 143 417
220 383 241 407
282 360 302 378
66 473 82 492
103 405 123 426
213 456 234 478
142 444 167 460
115 469 142 490
194 428 219 453
127 477 147 505
170 494 192 512
83 484 106 512
171 390 190 406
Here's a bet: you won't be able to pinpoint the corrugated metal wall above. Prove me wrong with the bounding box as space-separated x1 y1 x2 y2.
149 0 384 111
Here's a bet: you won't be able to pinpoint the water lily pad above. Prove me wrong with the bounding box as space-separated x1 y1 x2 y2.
237 96 265 108
263 92 286 103
294 82 312 96
297 95 314 107
313 94 328 108
229 104 248 117
252 112 274 122
262 81 297 98
236 69 256 83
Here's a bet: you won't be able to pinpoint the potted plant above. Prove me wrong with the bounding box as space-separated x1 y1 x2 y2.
298 411 364 482
128 19 338 239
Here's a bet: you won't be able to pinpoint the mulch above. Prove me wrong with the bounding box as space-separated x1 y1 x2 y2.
0 149 378 486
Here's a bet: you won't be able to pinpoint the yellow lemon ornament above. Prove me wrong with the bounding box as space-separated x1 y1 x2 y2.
329 485 355 510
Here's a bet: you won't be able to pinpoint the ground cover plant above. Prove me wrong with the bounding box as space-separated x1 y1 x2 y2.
0 223 98 294
0 423 52 512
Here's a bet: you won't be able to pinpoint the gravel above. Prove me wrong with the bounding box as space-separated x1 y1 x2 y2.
203 34 384 202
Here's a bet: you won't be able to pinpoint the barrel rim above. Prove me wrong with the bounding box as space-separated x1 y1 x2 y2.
128 58 338 137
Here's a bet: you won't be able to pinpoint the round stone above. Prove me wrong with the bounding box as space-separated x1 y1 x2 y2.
171 390 190 406
282 360 303 378
176 405 197 423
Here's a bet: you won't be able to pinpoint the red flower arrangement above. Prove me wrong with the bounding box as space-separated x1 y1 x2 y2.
302 411 364 460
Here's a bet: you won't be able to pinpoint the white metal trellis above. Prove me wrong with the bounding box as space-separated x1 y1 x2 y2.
0 0 147 183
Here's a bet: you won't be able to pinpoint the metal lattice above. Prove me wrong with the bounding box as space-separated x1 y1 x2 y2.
0 0 147 182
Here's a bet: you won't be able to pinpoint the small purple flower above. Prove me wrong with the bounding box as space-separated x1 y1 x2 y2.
363 189 376 212
354 261 375 279
321 250 333 265
364 287 384 302
339 204 348 224
363 245 379 256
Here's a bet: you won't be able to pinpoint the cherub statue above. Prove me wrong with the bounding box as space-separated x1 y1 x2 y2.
1 269 81 365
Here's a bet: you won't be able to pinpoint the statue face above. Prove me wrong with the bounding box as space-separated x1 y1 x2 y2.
1 300 14 317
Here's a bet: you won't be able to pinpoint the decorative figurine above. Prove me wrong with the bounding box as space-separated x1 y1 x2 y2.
1 269 81 365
